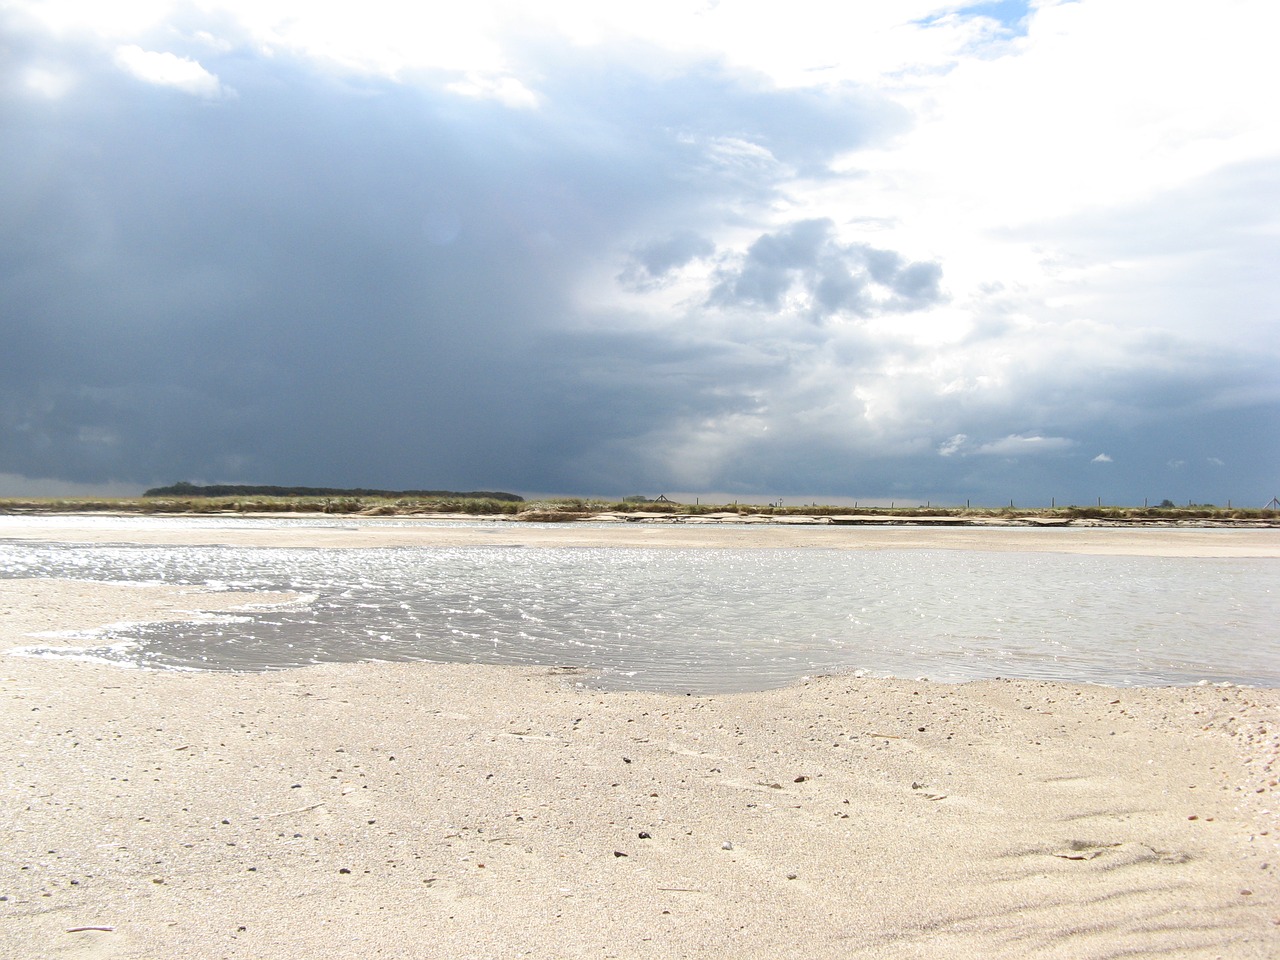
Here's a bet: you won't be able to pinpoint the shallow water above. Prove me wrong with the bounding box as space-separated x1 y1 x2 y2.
3 531 1277 692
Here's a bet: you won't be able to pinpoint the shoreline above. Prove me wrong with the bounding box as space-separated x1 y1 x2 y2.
4 505 1279 528
2 536 1279 957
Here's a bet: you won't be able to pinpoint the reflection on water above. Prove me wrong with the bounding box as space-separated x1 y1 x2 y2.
2 538 1277 691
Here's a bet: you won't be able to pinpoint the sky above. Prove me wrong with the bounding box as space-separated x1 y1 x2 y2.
2 0 1278 506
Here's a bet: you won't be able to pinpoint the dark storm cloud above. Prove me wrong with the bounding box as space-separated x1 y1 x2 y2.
618 230 716 289
5 8 1276 506
596 308 1280 507
709 219 945 319
901 333 1280 507
0 17 902 491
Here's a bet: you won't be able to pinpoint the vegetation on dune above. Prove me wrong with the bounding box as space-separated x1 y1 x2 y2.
593 500 1275 521
143 482 523 501
0 495 522 516
0 493 1273 523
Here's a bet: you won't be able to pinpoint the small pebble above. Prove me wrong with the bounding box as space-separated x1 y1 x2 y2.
721 841 734 851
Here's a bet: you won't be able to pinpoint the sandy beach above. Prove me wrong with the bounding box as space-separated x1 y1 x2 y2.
2 513 1279 555
2 522 1278 958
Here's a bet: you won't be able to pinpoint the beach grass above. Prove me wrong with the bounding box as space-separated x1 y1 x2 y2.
0 495 1274 522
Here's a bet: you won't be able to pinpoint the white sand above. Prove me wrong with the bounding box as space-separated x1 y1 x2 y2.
2 513 1279 555
1 524 1277 958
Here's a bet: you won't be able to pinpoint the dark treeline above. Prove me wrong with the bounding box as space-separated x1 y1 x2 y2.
143 482 524 502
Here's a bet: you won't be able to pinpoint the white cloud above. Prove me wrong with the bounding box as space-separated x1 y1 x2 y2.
207 1 519 92
798 2 1280 344
976 434 1076 456
1092 453 1112 463
532 0 1008 90
445 73 538 109
114 45 226 98
937 433 1078 458
13 0 177 39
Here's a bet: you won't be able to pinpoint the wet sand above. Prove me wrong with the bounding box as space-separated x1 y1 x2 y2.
1 524 1278 958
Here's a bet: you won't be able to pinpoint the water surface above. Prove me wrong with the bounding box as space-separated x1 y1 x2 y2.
3 536 1276 691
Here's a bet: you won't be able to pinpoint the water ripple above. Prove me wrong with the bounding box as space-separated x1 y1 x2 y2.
2 541 1277 691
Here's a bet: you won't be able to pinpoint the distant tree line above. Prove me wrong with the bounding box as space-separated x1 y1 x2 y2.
144 481 524 502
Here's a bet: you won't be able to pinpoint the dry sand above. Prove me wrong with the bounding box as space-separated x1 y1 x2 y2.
2 522 1278 958
2 513 1280 555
